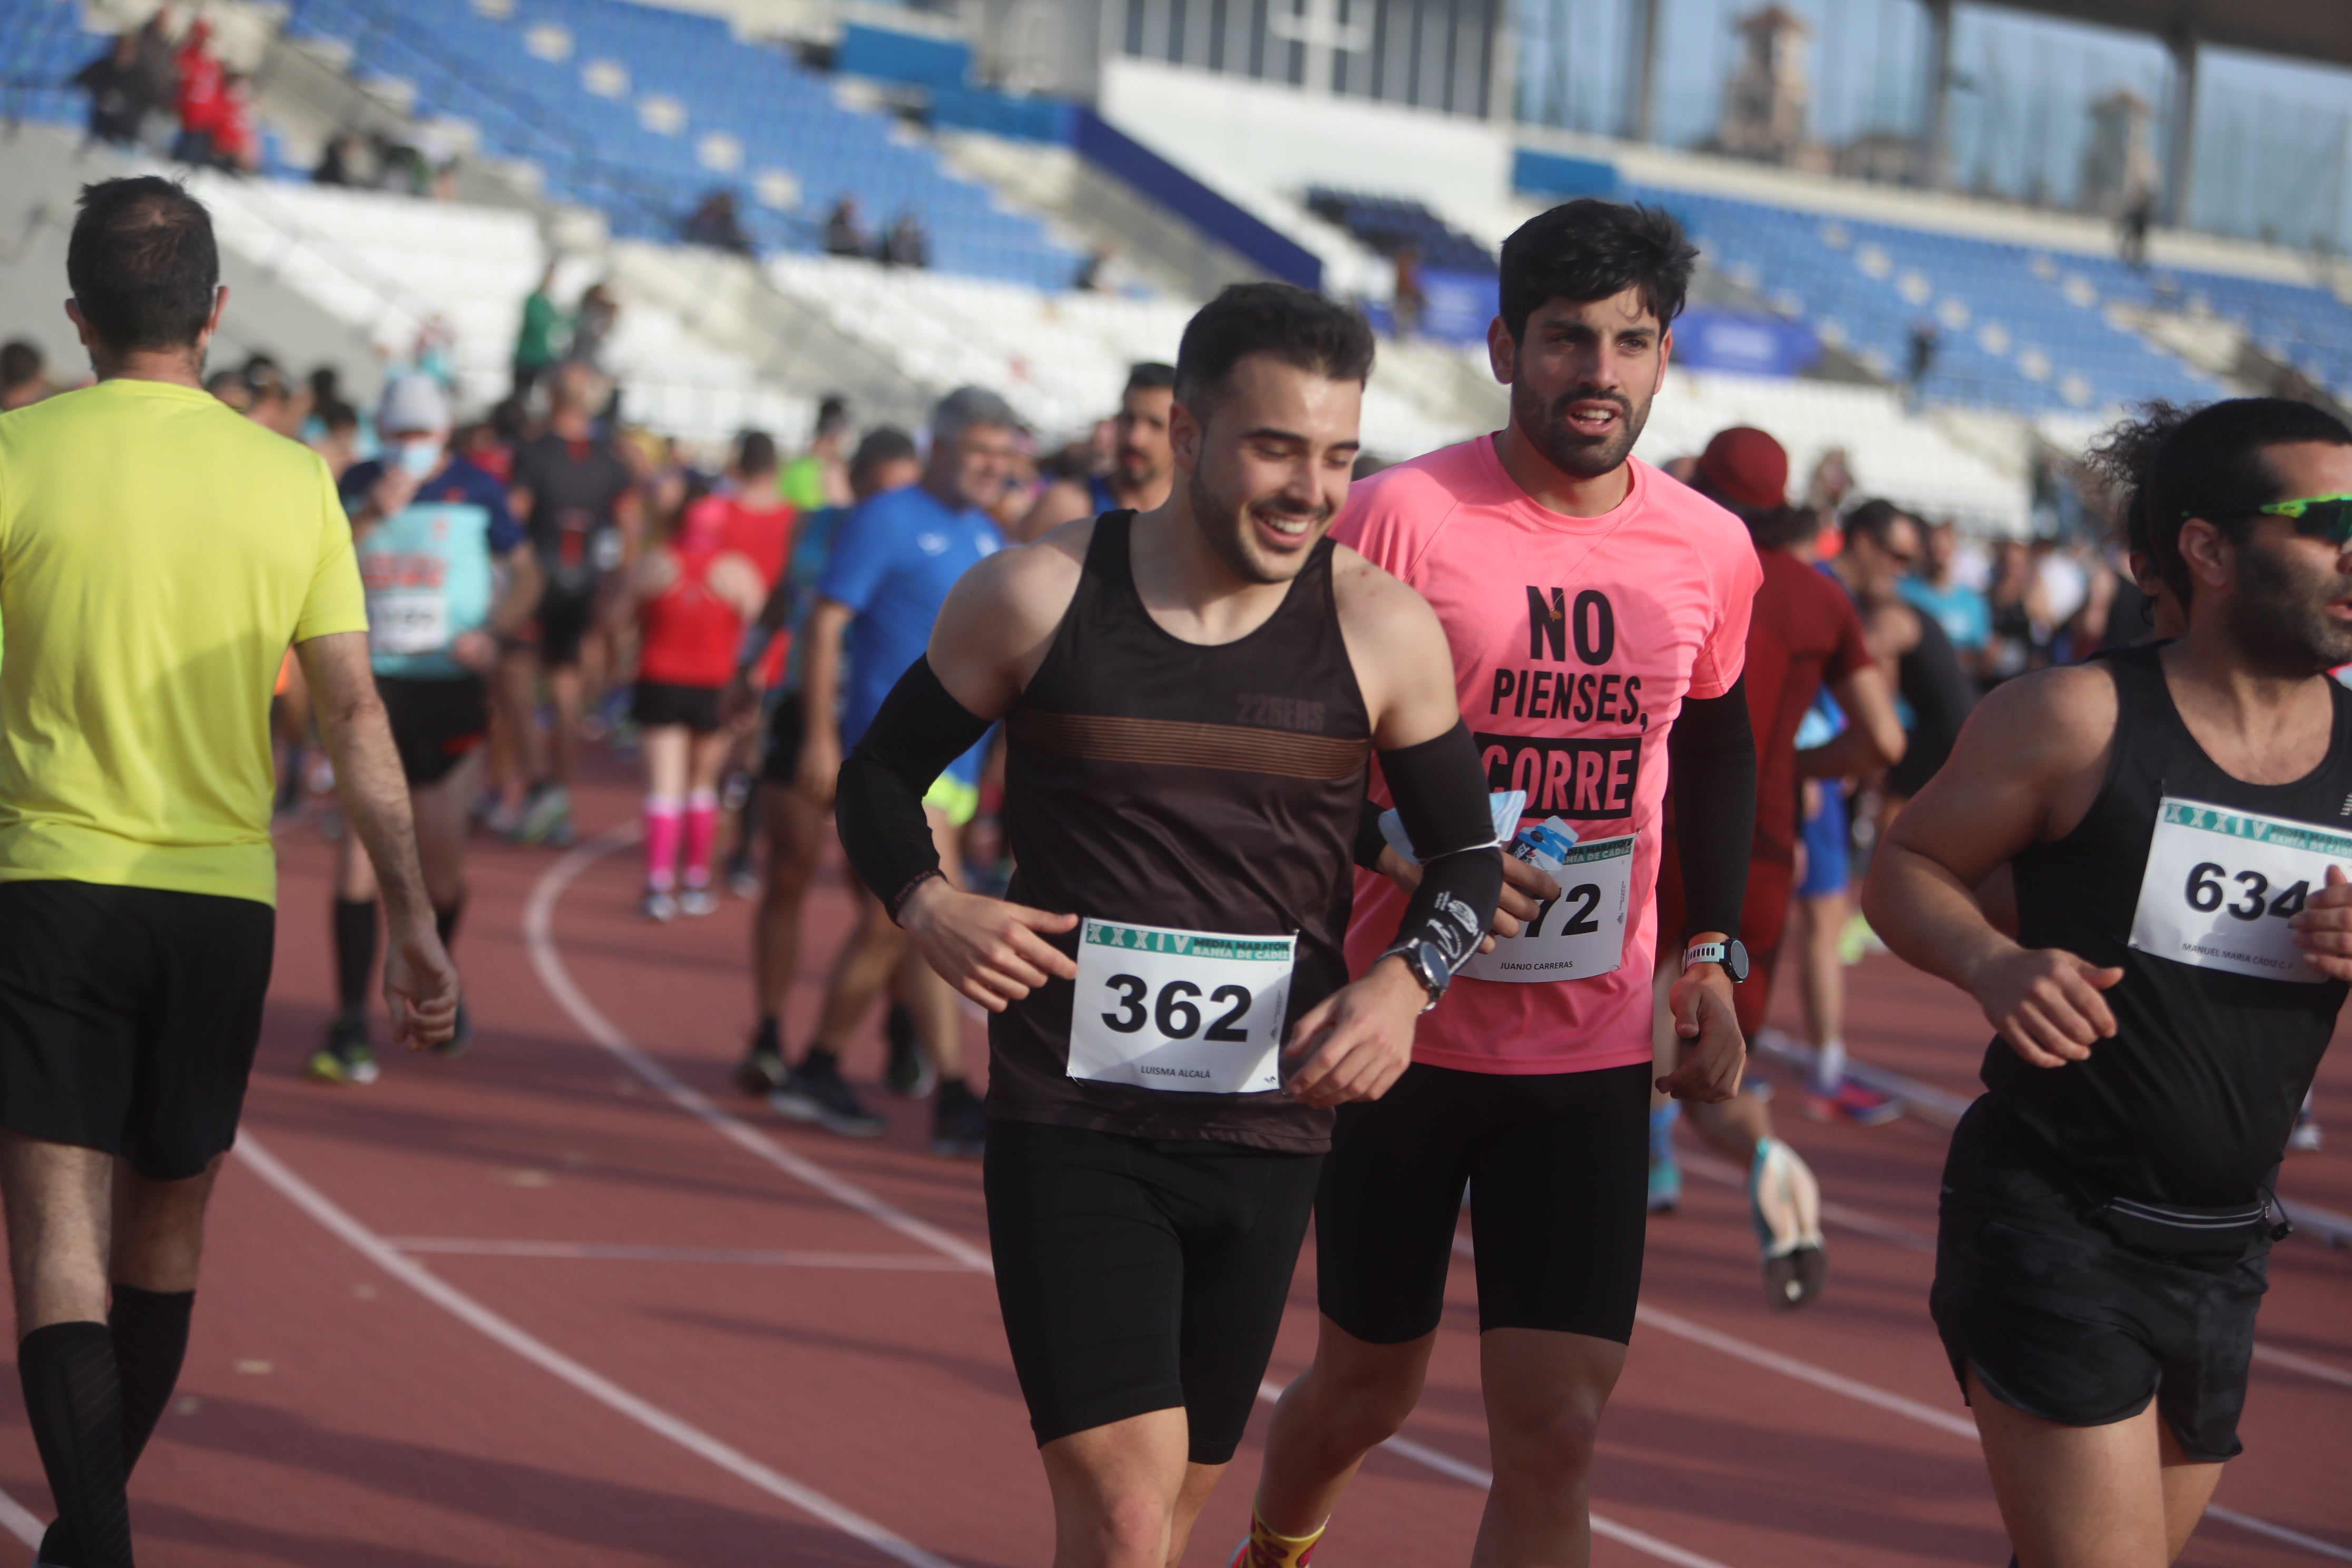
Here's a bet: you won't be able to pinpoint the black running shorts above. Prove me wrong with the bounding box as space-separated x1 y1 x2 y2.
760 688 806 785
1932 1096 2270 1463
984 1120 1321 1465
378 675 490 787
0 880 274 1181
631 680 724 734
1316 1060 1651 1345
533 585 596 668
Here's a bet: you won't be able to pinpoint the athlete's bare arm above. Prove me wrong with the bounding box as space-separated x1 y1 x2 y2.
1012 478 1093 544
794 598 855 806
1861 664 2124 1067
1797 662 1905 778
893 523 1095 1012
296 630 460 1050
455 545 540 675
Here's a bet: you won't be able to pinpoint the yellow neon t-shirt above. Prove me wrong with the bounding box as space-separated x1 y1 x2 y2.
0 377 368 907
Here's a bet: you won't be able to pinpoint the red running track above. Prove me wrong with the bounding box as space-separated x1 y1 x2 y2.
2 755 2347 1566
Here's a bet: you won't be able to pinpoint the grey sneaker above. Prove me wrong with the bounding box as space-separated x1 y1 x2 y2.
515 785 573 846
768 1052 886 1138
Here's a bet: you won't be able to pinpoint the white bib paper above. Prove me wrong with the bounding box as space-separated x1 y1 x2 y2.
368 587 449 656
1067 919 1297 1094
2128 795 2352 985
1459 827 1636 984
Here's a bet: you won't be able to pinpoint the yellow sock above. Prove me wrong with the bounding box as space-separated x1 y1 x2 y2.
1231 1507 1326 1567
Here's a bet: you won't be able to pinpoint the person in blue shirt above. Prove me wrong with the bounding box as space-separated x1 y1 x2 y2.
727 426 925 1101
315 375 540 1085
1898 517 1992 678
767 387 1020 1155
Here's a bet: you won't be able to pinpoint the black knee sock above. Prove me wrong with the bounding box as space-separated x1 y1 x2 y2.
18 1321 132 1568
434 897 464 953
106 1287 191 1475
331 897 378 1018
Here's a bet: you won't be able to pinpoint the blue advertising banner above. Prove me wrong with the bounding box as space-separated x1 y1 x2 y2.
1670 309 1820 377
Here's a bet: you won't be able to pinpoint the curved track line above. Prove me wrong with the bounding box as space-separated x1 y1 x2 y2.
0 1485 41 1549
232 1132 957 1568
528 831 1745 1568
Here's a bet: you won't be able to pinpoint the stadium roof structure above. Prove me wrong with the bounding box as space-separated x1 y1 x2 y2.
1987 0 2352 71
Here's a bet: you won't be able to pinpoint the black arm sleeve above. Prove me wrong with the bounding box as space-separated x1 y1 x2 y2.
1377 721 1504 976
1667 675 1757 943
835 656 995 922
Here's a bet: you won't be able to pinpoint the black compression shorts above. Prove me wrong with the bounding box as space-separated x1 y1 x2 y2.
631 680 723 734
984 1121 1320 1464
760 688 806 786
1316 1060 1651 1345
532 586 596 668
378 675 490 788
0 881 273 1180
1931 1097 2269 1463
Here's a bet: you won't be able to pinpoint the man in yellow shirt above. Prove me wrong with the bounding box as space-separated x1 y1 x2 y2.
0 176 458 1568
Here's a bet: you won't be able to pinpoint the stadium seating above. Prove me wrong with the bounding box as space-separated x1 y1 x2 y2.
273 0 1081 289
1307 189 1495 275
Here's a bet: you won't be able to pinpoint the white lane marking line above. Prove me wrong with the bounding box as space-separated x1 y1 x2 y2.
0 1485 41 1548
528 833 1738 1568
524 831 994 1275
1253 1379 1739 1568
383 1238 971 1270
1680 1154 2352 1390
1458 1229 2352 1561
233 1132 957 1568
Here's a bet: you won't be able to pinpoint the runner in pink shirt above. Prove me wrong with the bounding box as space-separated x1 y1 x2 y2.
1232 200 1762 1568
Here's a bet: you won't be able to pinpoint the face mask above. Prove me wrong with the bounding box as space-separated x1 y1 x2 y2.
394 438 444 478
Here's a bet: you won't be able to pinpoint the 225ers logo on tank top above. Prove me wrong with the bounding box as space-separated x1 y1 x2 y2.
2130 796 2352 984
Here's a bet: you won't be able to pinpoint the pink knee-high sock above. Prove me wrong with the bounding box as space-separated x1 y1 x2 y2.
643 795 683 890
682 789 719 890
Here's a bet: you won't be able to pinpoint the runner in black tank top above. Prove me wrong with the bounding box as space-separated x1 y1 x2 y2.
1864 399 2352 1566
828 285 1502 1567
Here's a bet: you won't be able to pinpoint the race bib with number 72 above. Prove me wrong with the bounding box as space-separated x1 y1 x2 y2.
2128 796 2352 985
1067 919 1298 1094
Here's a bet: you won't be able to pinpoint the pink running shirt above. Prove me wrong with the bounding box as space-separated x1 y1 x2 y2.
1338 437 1761 1075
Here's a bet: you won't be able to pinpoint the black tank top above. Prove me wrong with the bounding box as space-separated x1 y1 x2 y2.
991 513 1371 1152
1994 643 2352 1206
1886 610 1978 797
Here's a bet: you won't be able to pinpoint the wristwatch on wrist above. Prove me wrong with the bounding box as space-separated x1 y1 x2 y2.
1381 939 1453 1013
1682 938 1750 984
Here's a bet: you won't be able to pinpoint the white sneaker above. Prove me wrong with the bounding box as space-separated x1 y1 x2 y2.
1750 1138 1827 1309
679 886 719 917
640 888 678 922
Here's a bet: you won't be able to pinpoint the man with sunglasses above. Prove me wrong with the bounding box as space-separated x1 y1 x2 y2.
1864 397 2352 1567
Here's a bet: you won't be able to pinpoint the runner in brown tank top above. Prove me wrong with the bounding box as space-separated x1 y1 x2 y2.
831 285 1512 1568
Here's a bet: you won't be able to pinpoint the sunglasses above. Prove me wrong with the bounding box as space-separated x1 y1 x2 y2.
2234 495 2352 544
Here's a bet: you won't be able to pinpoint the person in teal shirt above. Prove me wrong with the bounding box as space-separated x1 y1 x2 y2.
1900 517 1991 677
511 261 565 402
316 376 540 1085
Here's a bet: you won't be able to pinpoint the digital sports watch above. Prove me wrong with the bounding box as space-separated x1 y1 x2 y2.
1681 938 1751 984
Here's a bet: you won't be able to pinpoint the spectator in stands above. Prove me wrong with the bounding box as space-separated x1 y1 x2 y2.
683 190 755 257
73 32 146 149
1391 242 1426 336
210 74 259 174
1074 244 1113 292
1905 320 1937 409
134 11 177 144
880 211 929 269
779 396 851 511
513 262 565 403
2121 190 2153 269
314 132 366 188
1 341 52 411
171 18 223 166
570 281 619 371
1899 518 1991 674
822 198 867 259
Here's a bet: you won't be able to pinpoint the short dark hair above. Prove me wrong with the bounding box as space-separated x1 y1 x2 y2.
1173 283 1375 415
1843 498 1916 551
850 424 918 483
736 428 778 476
1499 199 1697 343
67 177 219 353
2144 397 2352 604
1 338 43 388
1124 361 1175 395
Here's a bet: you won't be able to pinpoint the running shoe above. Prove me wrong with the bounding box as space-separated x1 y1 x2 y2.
514 785 574 847
640 888 679 923
882 1003 936 1099
2289 1104 2324 1154
308 1015 380 1086
678 885 719 918
479 793 524 838
430 1001 474 1060
1647 1155 1682 1214
931 1079 987 1158
1749 1138 1827 1310
735 1021 787 1096
1805 1079 1903 1126
769 1051 887 1138
726 849 760 900
1837 912 1886 965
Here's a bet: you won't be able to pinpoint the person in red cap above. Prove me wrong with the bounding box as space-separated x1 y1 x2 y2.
1649 425 1907 1307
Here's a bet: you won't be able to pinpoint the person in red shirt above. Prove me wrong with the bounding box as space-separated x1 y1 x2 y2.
207 74 256 173
1651 427 1904 1307
627 494 766 918
170 19 221 165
